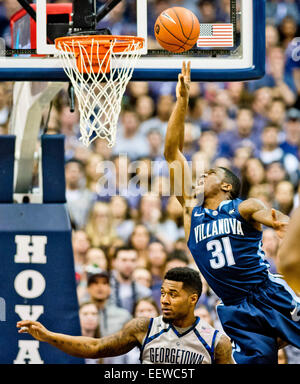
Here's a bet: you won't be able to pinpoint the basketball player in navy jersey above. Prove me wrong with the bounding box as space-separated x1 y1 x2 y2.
163 61 300 364
17 267 234 364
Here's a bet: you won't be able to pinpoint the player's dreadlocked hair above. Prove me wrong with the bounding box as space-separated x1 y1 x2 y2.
219 167 241 199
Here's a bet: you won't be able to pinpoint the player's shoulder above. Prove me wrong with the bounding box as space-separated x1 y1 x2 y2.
195 318 223 349
143 316 170 339
219 198 243 213
238 197 267 216
218 198 253 224
214 333 234 363
152 315 169 330
123 317 152 336
122 317 152 346
196 317 217 336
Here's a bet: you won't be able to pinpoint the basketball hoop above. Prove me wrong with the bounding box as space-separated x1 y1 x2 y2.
55 35 144 147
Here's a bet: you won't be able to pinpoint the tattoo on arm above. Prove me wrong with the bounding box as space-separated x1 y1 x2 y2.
214 335 235 364
94 317 150 358
44 318 150 359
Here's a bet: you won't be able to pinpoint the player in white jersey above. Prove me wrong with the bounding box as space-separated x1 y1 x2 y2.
17 267 234 364
142 311 221 364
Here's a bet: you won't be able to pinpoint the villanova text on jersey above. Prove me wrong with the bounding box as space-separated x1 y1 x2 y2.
187 199 270 304
194 217 244 243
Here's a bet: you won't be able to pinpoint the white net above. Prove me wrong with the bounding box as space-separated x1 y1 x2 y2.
55 36 144 147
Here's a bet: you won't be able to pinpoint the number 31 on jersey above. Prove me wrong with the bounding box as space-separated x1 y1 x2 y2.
207 237 236 269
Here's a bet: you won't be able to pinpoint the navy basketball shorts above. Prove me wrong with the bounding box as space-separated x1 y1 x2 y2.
216 274 300 364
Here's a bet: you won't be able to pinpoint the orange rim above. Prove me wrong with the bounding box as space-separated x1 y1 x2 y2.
55 35 144 53
55 35 144 74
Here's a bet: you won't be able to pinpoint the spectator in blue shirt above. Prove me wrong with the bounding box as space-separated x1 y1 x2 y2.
266 0 300 25
248 46 297 106
259 124 299 185
280 108 300 159
217 107 259 159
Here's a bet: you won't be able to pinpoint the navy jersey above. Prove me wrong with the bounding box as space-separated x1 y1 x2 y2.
187 199 269 304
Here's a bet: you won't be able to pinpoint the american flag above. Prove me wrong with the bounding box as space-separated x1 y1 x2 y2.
197 24 234 47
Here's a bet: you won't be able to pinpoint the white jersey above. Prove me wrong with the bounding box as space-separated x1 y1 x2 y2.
141 316 221 364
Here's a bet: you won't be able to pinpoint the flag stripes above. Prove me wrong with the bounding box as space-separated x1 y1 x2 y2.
197 24 234 47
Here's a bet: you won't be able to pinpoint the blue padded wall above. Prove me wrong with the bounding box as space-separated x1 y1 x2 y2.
0 135 15 203
0 204 84 364
0 134 83 363
41 134 66 204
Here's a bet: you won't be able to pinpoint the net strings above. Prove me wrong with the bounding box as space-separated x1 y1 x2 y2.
56 38 143 147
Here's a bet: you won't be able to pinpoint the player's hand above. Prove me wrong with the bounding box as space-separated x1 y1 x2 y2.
17 320 50 342
176 61 191 99
271 209 289 239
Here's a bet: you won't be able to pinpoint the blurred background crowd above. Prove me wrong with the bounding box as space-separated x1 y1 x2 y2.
0 0 299 364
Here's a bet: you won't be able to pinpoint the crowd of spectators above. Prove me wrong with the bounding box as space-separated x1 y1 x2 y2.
0 0 300 364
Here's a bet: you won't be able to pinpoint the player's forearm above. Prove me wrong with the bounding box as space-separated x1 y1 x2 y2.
278 259 300 293
44 330 136 359
277 207 300 291
178 99 186 152
43 331 101 358
164 96 188 160
252 209 289 228
278 246 300 292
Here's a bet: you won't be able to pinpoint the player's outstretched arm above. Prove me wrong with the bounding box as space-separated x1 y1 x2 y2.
17 318 150 359
164 61 194 207
277 207 300 292
239 198 289 238
164 61 190 157
214 334 235 364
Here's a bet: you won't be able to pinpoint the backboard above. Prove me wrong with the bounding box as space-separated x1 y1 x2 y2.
0 0 265 81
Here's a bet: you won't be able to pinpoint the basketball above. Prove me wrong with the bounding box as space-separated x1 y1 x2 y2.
154 7 200 53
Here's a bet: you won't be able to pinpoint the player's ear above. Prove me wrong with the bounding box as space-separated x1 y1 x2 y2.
221 182 232 194
189 293 198 306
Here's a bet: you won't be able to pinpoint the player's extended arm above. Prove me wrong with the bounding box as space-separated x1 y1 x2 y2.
165 61 189 156
164 61 193 206
277 207 300 292
17 318 150 359
239 198 289 238
214 334 235 364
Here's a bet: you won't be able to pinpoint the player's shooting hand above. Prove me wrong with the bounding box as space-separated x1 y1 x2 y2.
271 209 289 239
17 320 50 342
176 61 191 99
